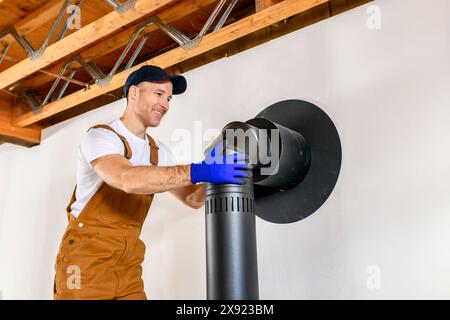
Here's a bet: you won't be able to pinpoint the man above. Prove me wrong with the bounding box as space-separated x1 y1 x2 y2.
53 65 248 300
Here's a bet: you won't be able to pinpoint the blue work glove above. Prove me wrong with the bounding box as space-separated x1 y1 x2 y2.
190 143 249 184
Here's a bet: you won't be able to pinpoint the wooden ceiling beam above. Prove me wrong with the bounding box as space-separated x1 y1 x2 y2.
0 0 178 90
0 102 41 147
20 0 218 90
255 0 283 12
12 0 329 128
329 0 349 15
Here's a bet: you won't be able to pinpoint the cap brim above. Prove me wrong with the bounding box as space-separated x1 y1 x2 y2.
169 75 187 95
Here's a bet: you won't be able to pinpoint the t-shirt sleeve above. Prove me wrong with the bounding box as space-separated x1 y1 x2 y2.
80 128 125 168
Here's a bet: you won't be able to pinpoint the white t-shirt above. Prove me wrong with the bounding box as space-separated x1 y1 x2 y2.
69 118 177 218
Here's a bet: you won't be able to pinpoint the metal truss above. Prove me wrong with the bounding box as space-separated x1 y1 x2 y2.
0 0 137 65
0 0 80 61
8 0 238 115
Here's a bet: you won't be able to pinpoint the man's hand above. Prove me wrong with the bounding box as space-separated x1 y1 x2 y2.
190 143 249 184
170 184 206 209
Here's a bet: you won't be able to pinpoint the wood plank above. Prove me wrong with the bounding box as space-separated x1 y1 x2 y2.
347 0 371 9
0 0 52 31
20 0 218 90
0 101 41 147
39 87 124 128
0 0 178 90
329 0 348 15
13 0 329 127
256 0 283 12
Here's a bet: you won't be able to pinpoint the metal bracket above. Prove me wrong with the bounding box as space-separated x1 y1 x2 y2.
104 0 137 14
0 44 10 65
14 86 44 115
152 0 238 51
55 1 83 42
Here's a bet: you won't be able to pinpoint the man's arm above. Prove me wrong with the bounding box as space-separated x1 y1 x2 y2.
170 184 206 209
91 154 193 195
90 147 248 197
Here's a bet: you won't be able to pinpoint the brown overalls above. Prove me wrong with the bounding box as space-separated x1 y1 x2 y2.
54 124 158 300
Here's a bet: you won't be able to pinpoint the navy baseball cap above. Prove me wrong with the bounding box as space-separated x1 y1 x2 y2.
124 65 187 97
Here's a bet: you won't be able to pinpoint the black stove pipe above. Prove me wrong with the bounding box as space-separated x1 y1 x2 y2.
205 119 311 300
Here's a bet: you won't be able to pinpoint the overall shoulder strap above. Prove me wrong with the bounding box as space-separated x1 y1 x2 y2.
146 134 159 165
88 124 132 159
66 124 133 217
66 185 77 216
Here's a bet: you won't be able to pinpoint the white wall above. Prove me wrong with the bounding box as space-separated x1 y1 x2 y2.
1 0 449 299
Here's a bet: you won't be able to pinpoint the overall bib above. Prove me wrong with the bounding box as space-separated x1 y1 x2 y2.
54 124 158 300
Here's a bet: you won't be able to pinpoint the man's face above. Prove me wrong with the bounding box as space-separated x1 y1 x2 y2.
129 81 173 127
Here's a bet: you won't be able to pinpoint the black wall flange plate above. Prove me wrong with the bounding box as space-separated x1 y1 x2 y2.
253 99 342 224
